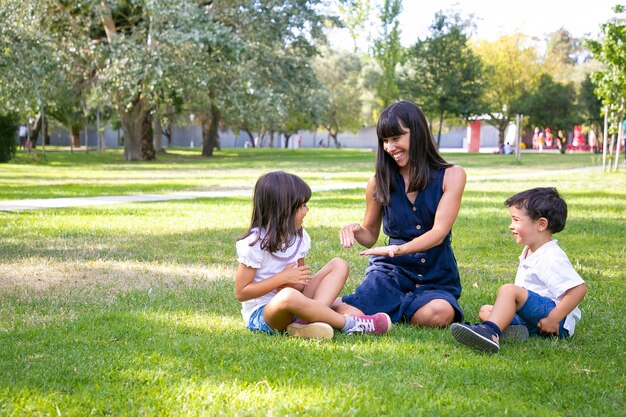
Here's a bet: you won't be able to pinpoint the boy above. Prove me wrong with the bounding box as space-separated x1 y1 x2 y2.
451 187 587 353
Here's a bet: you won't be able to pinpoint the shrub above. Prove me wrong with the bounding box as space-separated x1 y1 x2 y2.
0 113 18 163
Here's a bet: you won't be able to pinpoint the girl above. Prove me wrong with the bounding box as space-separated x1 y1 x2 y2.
337 101 466 328
235 171 391 339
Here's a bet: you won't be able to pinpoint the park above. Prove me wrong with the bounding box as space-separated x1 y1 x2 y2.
1 0 625 416
0 148 624 415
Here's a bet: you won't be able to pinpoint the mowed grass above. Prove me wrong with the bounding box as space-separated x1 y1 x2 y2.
0 148 624 416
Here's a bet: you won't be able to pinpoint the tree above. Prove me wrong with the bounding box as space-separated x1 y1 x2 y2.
579 74 604 127
191 0 329 155
520 74 579 131
0 0 87 151
474 34 542 146
337 0 372 53
314 48 364 147
587 4 626 170
401 11 484 148
372 0 402 108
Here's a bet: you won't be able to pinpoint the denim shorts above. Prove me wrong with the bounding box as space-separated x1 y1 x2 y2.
246 305 277 335
511 290 569 338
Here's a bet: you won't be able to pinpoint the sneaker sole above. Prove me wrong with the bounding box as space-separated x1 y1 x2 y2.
450 323 500 353
286 322 334 340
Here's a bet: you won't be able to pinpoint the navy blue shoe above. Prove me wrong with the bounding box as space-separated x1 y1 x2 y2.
451 323 500 353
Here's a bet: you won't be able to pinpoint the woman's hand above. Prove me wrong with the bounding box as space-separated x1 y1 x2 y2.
360 245 400 257
339 223 362 248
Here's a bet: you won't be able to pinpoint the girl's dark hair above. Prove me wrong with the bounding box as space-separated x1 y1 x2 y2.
240 171 311 253
505 187 567 233
374 101 451 205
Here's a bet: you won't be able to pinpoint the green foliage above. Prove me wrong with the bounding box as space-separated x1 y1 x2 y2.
520 73 580 130
586 5 626 110
0 113 18 163
314 48 365 146
474 34 542 144
0 150 624 415
401 11 484 145
372 0 403 108
579 74 604 126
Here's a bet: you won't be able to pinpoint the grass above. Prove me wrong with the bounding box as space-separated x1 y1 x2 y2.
0 148 625 416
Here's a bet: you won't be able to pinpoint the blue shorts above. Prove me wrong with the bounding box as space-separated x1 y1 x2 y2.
511 290 569 338
246 305 277 335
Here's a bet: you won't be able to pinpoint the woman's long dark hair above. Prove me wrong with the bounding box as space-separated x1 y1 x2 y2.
374 101 451 205
240 171 311 253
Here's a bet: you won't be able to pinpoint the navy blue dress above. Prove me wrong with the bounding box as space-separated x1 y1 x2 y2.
342 168 464 323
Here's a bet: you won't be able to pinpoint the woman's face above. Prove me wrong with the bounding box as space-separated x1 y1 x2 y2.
382 129 411 168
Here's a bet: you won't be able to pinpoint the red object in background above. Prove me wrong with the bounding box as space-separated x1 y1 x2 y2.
468 120 481 152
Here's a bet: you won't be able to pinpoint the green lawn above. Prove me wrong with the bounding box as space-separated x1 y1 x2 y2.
0 149 624 416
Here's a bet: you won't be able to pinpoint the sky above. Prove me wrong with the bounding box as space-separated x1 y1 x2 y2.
333 0 621 48
399 0 619 43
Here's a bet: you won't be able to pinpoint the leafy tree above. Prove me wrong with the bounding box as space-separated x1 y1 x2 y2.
0 0 87 150
191 0 329 155
337 0 372 53
372 0 402 108
587 4 626 169
474 34 542 146
579 74 604 127
401 11 484 148
314 48 364 147
520 74 579 131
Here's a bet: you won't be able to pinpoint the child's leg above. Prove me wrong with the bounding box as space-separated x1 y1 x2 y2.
485 284 529 331
479 305 493 322
302 257 348 307
264 287 348 331
264 287 392 336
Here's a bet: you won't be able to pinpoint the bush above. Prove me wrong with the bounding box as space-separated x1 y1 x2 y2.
0 113 18 163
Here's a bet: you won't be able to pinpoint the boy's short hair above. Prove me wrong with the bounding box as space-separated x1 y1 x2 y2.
505 187 567 233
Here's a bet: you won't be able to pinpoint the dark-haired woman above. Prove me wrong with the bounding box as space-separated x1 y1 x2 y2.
337 101 466 327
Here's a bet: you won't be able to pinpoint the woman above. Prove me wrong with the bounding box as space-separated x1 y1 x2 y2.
336 101 466 327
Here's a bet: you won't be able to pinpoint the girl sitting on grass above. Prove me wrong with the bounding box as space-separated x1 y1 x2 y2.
234 171 391 340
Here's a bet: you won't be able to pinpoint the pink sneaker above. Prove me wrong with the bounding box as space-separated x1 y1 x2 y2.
347 313 392 335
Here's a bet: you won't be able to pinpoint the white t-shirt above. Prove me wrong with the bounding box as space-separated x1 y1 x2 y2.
514 239 586 335
236 228 311 324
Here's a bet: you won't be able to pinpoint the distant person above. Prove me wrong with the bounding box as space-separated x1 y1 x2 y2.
235 171 391 340
544 127 554 148
588 129 597 153
336 101 466 328
451 187 587 353
557 130 567 154
532 127 540 150
18 124 27 150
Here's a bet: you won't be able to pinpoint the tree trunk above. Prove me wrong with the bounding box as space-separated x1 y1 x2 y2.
71 124 81 148
141 111 155 160
243 128 255 147
498 118 508 148
153 116 165 153
269 131 275 148
201 101 221 157
283 133 291 149
30 113 43 148
118 97 154 161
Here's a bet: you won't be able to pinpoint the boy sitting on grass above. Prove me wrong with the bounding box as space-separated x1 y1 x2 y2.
451 187 587 353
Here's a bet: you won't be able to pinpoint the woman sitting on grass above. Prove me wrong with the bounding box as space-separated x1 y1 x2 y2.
234 171 391 340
